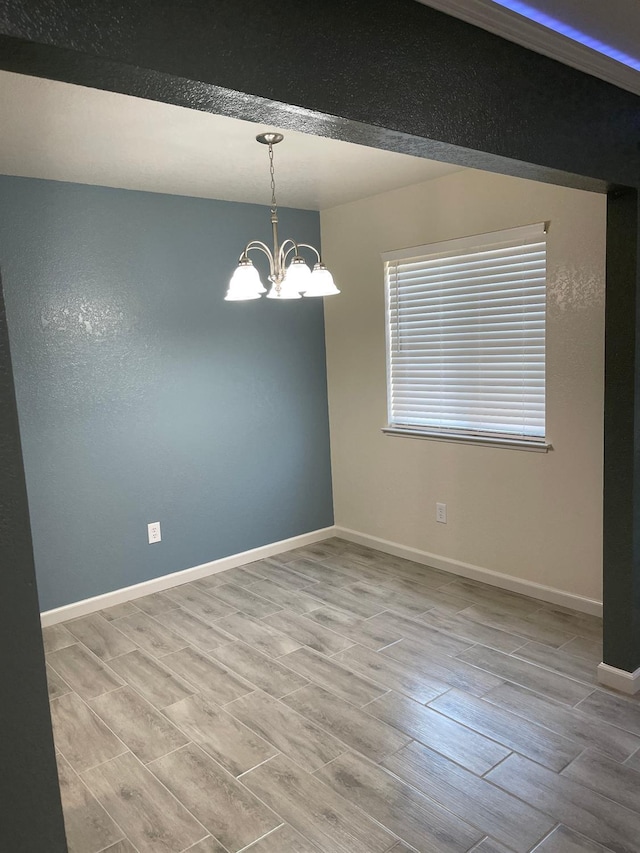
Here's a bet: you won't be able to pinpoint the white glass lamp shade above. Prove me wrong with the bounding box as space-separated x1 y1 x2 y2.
283 257 312 292
266 278 302 299
303 263 340 297
225 259 266 301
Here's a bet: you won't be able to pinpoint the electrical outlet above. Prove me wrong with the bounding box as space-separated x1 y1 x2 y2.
436 502 447 524
148 521 162 544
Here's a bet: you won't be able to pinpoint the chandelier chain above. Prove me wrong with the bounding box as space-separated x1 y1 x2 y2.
268 143 277 213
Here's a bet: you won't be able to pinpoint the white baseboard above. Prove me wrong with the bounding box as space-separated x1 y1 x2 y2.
597 662 640 695
41 522 603 626
335 526 603 617
40 526 337 627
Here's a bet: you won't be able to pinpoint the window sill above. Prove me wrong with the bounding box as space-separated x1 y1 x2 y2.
382 426 552 453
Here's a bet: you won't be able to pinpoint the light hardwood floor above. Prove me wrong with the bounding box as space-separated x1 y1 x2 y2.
43 538 640 853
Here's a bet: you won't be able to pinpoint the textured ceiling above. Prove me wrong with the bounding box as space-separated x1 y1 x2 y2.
0 72 463 211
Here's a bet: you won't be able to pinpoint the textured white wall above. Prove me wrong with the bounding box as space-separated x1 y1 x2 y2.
322 169 606 602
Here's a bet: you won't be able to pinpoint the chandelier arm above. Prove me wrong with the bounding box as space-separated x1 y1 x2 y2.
244 241 276 278
296 243 322 263
279 239 300 267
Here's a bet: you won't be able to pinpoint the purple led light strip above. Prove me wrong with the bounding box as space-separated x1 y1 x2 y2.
490 0 640 71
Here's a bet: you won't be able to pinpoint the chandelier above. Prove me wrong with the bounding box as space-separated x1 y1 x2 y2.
225 133 340 301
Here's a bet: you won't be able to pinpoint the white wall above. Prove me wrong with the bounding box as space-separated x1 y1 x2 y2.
322 169 606 604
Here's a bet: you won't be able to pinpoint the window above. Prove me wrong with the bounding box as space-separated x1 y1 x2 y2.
383 223 547 448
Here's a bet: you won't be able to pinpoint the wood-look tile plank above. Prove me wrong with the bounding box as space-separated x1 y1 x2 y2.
486 752 640 853
279 646 386 706
263 611 352 656
513 642 598 685
100 601 140 621
207 583 282 618
304 605 402 650
133 591 179 617
56 754 125 853
334 644 450 703
382 638 503 697
560 635 603 665
533 607 603 641
625 749 640 773
246 578 325 614
195 566 261 589
366 690 510 774
210 641 308 698
382 741 555 853
66 613 137 660
216 612 302 658
575 689 640 736
165 585 236 622
100 840 139 853
367 553 453 587
226 690 346 772
162 647 253 705
485 681 640 762
113 611 188 657
304 539 351 560
315 750 483 853
108 649 195 709
51 692 127 772
313 555 393 583
240 824 321 852
456 645 591 705
43 623 80 653
164 693 276 776
458 604 576 647
89 686 188 763
379 579 473 615
283 683 410 762
380 565 454 591
242 558 280 578
291 542 346 562
429 688 581 772
344 566 410 588
345 581 431 617
471 840 515 853
417 607 527 653
530 825 610 852
149 743 281 852
284 558 356 587
561 748 640 813
260 561 325 590
48 643 124 699
443 579 542 616
302 583 386 618
47 663 72 700
368 612 474 657
82 751 207 853
242 753 396 853
182 838 228 853
156 606 235 651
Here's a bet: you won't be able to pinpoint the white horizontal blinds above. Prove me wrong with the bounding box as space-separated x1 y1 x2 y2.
385 223 546 439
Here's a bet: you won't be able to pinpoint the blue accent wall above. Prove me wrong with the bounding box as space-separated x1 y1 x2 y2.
0 176 333 611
